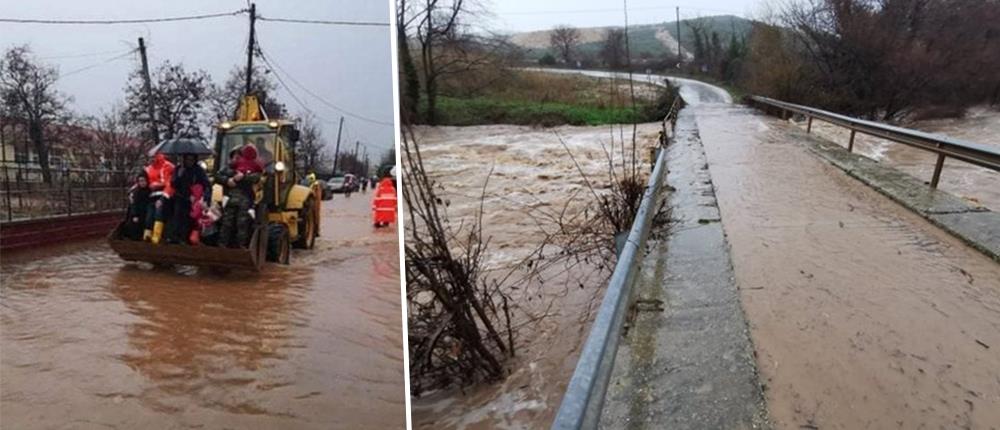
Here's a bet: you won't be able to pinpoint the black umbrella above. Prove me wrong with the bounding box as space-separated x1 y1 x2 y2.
147 138 213 157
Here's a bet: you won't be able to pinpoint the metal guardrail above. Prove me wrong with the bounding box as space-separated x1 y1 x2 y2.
749 95 1000 188
551 97 680 430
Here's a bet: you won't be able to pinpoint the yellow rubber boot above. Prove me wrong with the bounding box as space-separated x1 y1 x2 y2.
142 229 153 241
151 221 165 245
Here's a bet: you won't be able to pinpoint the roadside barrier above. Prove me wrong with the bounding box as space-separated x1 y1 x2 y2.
551 96 681 430
749 95 1000 189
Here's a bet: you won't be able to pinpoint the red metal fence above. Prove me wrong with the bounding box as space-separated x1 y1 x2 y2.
0 164 129 252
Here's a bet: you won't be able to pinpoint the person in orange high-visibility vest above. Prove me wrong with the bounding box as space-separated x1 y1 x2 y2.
372 174 397 228
144 153 175 244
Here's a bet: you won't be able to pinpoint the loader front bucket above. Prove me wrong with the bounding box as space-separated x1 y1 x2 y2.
108 223 268 272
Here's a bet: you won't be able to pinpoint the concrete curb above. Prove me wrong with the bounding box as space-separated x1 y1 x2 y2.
789 127 1000 262
600 110 771 429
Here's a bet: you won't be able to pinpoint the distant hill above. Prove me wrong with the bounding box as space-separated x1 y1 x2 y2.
509 15 755 61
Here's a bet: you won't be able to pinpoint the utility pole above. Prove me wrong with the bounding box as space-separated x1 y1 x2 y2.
676 7 682 65
137 37 158 143
353 141 360 173
332 116 343 175
362 146 367 175
245 3 257 95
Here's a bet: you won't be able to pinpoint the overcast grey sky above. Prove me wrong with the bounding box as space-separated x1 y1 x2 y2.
0 0 395 159
486 0 767 32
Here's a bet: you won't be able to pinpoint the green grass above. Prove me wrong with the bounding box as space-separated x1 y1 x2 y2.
428 96 651 127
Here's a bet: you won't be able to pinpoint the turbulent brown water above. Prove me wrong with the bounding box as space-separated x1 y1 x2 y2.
409 123 661 429
0 194 405 429
797 107 1000 210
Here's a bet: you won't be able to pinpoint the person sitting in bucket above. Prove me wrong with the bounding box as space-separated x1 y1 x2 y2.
215 145 263 248
169 153 211 244
145 153 175 244
124 172 151 241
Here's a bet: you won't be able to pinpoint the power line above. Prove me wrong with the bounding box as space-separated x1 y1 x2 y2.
257 16 389 27
0 10 247 25
40 48 133 60
257 49 327 122
58 50 136 80
256 44 394 126
498 4 743 17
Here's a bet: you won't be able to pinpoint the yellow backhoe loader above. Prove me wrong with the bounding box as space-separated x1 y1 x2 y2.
108 95 322 271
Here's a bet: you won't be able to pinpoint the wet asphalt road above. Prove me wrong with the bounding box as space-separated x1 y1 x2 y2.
1 192 405 429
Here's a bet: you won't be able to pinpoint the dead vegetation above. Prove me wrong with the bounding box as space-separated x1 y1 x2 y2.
402 121 630 395
403 21 683 394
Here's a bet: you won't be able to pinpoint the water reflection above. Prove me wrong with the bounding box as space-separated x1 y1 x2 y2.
110 265 312 416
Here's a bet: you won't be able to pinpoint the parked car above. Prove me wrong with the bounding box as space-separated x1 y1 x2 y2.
319 178 337 200
324 176 346 196
324 174 360 195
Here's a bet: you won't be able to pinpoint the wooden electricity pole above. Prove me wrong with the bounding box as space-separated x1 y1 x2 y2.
245 3 257 95
332 116 343 175
137 37 158 143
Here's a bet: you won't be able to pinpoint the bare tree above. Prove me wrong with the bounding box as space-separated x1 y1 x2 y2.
416 0 466 125
751 0 1000 119
206 64 287 125
0 45 69 184
295 112 328 175
336 151 366 176
397 0 422 122
125 61 209 141
85 107 146 184
549 25 581 65
600 29 627 70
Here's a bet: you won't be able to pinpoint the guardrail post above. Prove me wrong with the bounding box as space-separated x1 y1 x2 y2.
66 183 72 216
848 130 856 153
3 165 10 222
931 152 946 189
807 116 813 133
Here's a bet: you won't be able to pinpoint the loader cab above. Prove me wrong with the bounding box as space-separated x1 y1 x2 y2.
215 120 300 210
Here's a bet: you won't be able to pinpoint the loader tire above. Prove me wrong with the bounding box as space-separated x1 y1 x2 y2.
266 223 290 265
294 198 317 250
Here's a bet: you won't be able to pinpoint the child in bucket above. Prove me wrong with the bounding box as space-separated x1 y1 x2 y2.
186 183 219 245
124 172 151 240
216 145 263 248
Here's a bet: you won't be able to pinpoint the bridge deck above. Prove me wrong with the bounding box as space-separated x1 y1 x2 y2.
695 103 1000 428
600 109 769 429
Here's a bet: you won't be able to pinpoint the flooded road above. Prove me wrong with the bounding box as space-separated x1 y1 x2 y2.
1 193 405 429
797 108 1000 211
410 124 661 429
532 68 732 105
696 103 1000 428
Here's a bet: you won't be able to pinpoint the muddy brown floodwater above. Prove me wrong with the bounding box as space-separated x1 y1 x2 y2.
796 107 1000 211
1 192 405 429
696 103 1000 429
409 124 660 429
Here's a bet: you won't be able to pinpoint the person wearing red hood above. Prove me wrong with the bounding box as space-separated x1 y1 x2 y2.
232 144 264 174
144 153 175 244
214 145 264 248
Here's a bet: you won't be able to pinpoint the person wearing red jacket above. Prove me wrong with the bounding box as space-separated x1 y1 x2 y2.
372 174 397 228
144 153 175 244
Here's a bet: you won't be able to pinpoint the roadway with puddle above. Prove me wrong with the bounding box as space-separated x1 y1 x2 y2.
1 193 405 429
